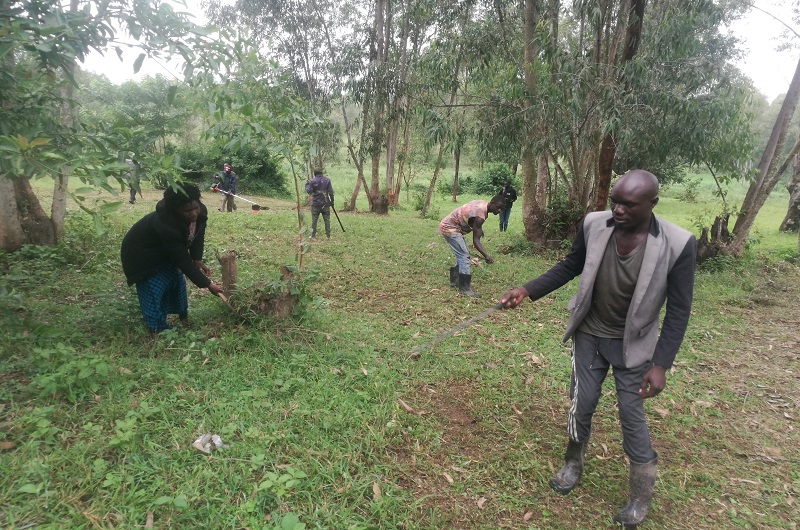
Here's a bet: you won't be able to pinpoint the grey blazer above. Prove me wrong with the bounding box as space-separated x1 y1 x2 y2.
524 211 696 369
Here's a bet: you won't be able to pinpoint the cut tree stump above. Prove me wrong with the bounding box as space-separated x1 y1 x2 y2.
213 252 299 319
215 250 238 296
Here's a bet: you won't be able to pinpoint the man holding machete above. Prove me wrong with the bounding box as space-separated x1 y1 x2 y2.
498 169 696 527
305 169 335 239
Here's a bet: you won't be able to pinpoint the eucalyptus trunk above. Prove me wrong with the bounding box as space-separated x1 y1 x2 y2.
730 55 800 255
594 0 645 212
520 0 548 243
53 0 79 241
779 153 800 233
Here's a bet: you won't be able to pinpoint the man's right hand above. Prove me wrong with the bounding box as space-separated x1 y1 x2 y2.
208 283 225 297
499 286 530 309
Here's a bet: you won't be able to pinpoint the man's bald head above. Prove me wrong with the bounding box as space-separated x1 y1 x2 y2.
609 170 660 232
613 170 659 201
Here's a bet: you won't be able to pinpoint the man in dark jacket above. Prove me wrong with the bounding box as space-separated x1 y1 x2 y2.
497 180 517 231
304 169 335 239
121 184 224 333
499 169 696 527
217 163 238 212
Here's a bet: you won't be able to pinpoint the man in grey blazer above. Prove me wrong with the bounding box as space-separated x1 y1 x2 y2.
499 169 696 527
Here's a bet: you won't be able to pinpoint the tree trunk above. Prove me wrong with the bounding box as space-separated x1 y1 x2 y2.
420 144 445 218
216 250 238 296
521 144 547 245
451 148 461 202
0 175 26 251
779 153 800 232
368 0 387 213
730 55 800 255
51 0 80 241
594 0 646 212
520 0 549 244
0 176 57 250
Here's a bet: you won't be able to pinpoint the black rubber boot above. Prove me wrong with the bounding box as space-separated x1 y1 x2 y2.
614 455 658 528
549 438 589 494
449 267 459 288
458 273 478 297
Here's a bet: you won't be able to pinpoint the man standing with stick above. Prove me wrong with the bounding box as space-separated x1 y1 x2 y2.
499 169 696 527
305 169 335 239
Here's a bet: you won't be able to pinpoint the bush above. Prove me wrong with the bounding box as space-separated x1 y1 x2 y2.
471 163 516 195
676 178 701 203
174 144 289 197
541 194 585 243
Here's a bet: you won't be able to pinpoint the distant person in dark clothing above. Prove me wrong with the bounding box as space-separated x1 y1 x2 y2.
126 159 142 204
305 169 335 239
497 180 517 231
217 163 238 212
121 184 224 334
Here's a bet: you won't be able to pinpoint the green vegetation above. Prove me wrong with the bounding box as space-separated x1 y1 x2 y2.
0 172 798 529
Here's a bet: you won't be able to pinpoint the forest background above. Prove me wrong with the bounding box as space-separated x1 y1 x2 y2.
1 0 799 529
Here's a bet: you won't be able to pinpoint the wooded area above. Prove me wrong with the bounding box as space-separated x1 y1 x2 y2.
1 0 800 256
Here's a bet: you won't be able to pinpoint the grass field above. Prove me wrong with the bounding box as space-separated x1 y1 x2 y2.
1 170 798 529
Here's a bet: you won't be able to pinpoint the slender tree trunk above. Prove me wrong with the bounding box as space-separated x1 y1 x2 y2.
779 153 800 232
421 145 446 218
731 55 800 254
451 148 461 202
53 3 78 241
394 111 412 202
594 0 645 212
367 0 388 212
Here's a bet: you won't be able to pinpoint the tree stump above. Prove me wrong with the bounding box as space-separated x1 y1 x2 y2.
215 250 238 296
371 193 389 214
254 266 298 319
697 213 732 263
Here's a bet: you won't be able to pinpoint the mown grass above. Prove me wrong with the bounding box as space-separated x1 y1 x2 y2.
1 172 798 529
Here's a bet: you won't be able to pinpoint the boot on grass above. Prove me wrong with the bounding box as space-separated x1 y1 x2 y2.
549 438 589 494
449 267 459 288
613 455 658 528
458 273 478 297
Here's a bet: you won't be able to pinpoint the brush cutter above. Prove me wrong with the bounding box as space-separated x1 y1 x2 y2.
409 303 504 358
210 184 268 211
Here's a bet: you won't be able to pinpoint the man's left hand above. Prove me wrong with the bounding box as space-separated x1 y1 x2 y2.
484 256 495 264
639 365 667 399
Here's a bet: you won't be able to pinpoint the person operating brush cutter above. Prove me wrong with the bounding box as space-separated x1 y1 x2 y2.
121 183 224 335
498 169 696 528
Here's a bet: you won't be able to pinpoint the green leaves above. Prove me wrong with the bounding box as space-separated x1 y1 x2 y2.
154 494 189 509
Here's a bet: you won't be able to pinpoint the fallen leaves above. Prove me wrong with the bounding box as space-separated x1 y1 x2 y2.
372 482 382 502
398 398 427 416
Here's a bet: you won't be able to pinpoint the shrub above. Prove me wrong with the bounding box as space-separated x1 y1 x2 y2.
471 163 516 195
174 144 289 197
541 194 585 243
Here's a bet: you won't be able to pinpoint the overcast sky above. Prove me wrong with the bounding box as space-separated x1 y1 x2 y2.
731 0 798 102
80 1 799 103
